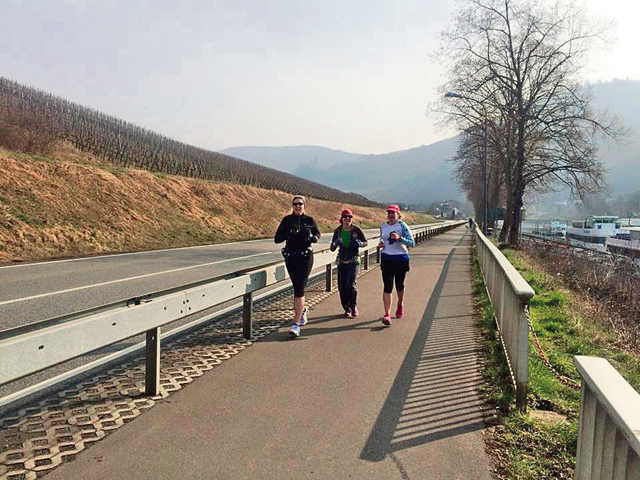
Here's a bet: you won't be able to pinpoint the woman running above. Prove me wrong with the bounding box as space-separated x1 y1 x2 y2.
330 209 368 317
274 195 321 337
378 205 415 326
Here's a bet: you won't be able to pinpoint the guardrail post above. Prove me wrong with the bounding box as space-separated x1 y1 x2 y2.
376 246 381 263
515 301 529 411
145 327 161 396
243 291 253 339
325 264 332 292
364 250 369 270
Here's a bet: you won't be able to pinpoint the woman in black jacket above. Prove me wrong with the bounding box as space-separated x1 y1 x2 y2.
330 209 368 317
274 195 321 337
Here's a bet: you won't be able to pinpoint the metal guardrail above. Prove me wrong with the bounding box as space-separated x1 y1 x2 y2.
473 225 535 411
574 356 640 479
0 221 464 400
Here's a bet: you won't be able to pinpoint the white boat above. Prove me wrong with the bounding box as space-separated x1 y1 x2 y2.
566 215 622 252
607 226 640 259
545 220 567 237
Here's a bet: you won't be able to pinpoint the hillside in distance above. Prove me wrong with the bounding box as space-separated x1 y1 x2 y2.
0 77 378 207
222 138 462 205
224 79 640 207
0 143 435 264
220 145 361 173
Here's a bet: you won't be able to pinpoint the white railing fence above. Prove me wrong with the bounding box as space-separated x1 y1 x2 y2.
473 225 535 411
574 356 640 480
474 225 640 473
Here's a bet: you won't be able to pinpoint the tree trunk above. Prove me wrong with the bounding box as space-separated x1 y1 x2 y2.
499 152 514 243
500 193 514 243
508 122 526 246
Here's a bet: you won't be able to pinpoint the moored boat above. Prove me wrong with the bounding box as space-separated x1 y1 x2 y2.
607 226 640 259
566 215 622 252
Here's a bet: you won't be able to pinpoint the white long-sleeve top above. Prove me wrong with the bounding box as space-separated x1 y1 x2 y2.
380 221 415 257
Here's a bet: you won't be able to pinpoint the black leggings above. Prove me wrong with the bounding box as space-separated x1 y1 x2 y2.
381 258 409 294
285 254 314 297
337 262 358 311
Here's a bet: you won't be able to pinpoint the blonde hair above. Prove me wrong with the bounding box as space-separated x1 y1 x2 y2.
291 195 306 214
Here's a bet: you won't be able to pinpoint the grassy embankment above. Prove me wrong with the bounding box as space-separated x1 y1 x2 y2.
0 143 436 264
472 246 640 479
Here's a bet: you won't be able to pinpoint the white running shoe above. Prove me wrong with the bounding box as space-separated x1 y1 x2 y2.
300 307 309 326
290 323 301 337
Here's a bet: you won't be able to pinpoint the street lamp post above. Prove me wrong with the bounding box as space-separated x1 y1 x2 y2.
482 117 488 235
444 91 489 234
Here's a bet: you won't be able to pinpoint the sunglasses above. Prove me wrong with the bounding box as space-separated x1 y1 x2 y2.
342 216 353 219
292 202 304 206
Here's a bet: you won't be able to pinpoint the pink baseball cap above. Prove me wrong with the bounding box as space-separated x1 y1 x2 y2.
341 208 354 217
386 205 400 213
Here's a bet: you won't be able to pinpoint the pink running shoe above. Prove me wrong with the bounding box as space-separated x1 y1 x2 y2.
352 306 359 317
396 305 404 319
381 314 392 326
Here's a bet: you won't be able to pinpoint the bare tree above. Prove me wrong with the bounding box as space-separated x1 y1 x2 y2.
435 0 624 245
451 128 504 231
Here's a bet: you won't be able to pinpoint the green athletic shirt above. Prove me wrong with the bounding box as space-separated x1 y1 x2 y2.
341 228 351 249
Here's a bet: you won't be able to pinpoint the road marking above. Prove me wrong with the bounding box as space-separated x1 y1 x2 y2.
0 237 272 270
0 226 394 271
0 252 275 306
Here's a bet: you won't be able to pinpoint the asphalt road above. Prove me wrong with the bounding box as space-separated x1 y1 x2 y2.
0 223 449 404
0 228 389 331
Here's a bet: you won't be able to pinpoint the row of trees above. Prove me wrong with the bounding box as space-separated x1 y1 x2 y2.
0 77 379 207
435 0 625 245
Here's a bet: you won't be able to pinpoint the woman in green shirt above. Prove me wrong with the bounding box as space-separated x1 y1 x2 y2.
330 209 368 317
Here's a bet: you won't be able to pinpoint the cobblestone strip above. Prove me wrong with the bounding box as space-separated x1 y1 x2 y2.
0 267 366 480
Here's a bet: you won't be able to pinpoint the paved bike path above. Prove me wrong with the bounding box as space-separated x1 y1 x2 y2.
46 227 493 480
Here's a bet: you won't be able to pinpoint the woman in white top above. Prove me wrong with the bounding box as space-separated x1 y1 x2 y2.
378 205 415 326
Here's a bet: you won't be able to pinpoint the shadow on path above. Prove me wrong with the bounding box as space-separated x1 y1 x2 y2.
360 243 490 462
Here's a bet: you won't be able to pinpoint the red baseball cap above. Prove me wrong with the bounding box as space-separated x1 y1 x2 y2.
386 205 400 213
341 208 354 217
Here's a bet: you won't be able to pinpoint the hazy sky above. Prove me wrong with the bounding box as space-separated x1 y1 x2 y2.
2 0 639 154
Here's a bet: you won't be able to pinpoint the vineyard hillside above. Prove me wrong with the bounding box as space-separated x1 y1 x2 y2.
0 77 377 207
0 143 435 264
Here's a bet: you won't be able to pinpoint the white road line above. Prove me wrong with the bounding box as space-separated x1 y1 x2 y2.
0 237 271 270
0 252 275 307
0 227 388 271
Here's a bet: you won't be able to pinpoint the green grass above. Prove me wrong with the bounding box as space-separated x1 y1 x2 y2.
473 248 578 478
7 150 60 165
13 208 46 227
474 246 640 478
495 413 577 479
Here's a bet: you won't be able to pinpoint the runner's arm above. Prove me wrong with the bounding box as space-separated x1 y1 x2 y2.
399 222 415 247
274 218 289 244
